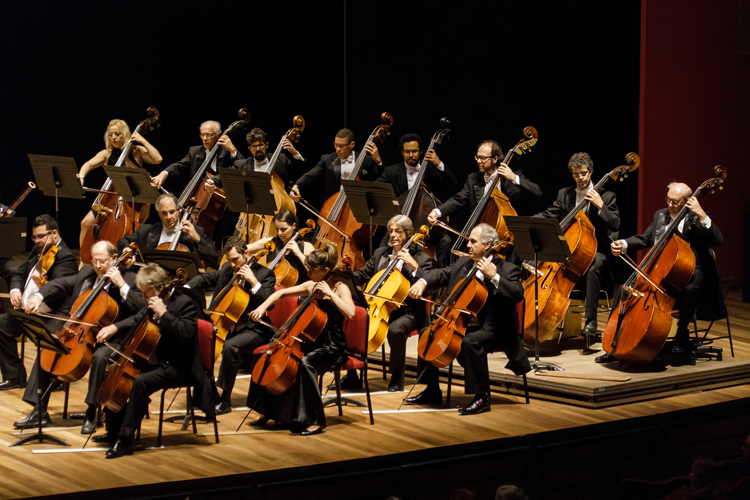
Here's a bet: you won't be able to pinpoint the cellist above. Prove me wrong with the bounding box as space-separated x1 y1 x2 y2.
17 241 146 434
185 236 276 415
248 244 355 436
599 182 723 362
406 223 531 414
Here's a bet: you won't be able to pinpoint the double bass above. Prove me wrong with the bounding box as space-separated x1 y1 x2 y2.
522 153 639 344
602 166 727 363
80 107 160 264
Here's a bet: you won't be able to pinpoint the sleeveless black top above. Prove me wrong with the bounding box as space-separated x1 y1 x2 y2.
268 237 309 284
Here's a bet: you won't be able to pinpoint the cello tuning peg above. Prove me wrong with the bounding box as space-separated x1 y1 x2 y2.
719 186 723 190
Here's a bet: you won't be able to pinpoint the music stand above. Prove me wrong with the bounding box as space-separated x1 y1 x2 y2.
28 155 85 223
0 218 27 258
504 216 571 372
340 180 399 258
6 308 70 447
218 168 277 244
102 166 161 234
140 249 203 279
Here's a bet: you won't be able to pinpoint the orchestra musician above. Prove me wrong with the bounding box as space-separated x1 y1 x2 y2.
96 263 214 459
248 244 355 435
185 236 276 415
15 241 146 433
534 152 619 336
116 193 219 267
599 182 723 362
0 215 77 392
78 119 162 249
406 223 531 414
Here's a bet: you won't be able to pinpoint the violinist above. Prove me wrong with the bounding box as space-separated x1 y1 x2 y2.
599 182 723 362
0 215 77 391
78 119 162 249
406 223 531 414
97 263 213 459
185 236 276 415
246 210 315 285
535 152 619 336
15 241 146 433
116 193 219 267
427 140 542 264
248 244 355 435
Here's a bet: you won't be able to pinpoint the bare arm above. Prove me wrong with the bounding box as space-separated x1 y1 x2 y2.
78 149 110 185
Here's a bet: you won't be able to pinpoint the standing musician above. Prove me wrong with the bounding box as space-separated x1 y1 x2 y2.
117 193 219 267
0 215 77 391
78 119 163 249
427 140 542 265
534 152 619 336
96 263 214 459
406 223 531 414
15 241 146 433
185 236 276 415
599 182 723 362
248 244 355 435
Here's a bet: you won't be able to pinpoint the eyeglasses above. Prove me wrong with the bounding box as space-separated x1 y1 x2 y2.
571 171 591 178
199 133 217 139
665 197 685 206
92 258 111 266
333 142 353 150
108 132 123 138
31 231 51 241
475 155 494 162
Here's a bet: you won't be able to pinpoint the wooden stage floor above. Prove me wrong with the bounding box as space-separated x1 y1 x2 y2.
0 289 748 499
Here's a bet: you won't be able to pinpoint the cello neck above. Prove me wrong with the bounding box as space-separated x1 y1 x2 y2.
267 233 298 271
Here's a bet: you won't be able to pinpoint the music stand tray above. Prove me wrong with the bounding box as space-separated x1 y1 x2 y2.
0 218 27 258
139 249 204 279
27 155 85 223
340 180 399 257
218 168 277 244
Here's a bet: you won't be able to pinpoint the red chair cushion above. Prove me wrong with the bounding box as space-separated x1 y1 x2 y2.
266 295 299 330
196 319 215 372
343 306 368 356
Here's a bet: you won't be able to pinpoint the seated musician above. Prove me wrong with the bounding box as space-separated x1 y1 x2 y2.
406 223 531 414
534 152 619 336
599 182 723 362
185 236 276 415
16 241 145 433
245 210 315 286
117 193 219 267
427 140 542 265
96 263 214 458
248 244 355 435
0 215 77 392
78 119 162 249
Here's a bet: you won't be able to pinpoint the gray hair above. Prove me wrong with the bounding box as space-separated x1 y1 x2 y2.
387 214 414 242
476 223 499 245
667 182 693 199
155 192 179 209
200 120 222 135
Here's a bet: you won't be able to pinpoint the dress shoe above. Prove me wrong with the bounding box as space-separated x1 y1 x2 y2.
50 380 65 392
459 394 491 415
300 425 323 436
250 415 270 427
215 400 232 415
595 352 618 363
387 384 403 393
105 438 131 459
0 378 21 390
403 389 442 406
671 344 687 355
329 372 362 390
583 320 599 335
92 432 117 443
80 406 98 434
13 409 50 428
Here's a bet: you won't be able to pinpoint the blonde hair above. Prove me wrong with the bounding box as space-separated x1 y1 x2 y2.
104 119 131 151
305 243 338 273
135 263 170 291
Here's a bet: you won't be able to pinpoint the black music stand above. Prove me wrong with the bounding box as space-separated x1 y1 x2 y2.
140 249 203 279
102 166 161 234
6 308 70 447
0 218 27 258
218 168 277 244
27 155 84 223
340 180 399 258
505 216 570 372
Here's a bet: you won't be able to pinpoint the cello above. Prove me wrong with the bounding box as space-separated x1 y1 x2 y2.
602 166 727 363
522 153 639 344
80 107 160 264
0 182 36 217
262 219 315 288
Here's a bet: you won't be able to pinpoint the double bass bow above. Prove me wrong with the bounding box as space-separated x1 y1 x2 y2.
0 182 36 217
602 165 727 363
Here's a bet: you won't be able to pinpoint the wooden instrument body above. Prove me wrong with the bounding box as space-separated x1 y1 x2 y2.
522 211 598 344
602 234 695 363
192 180 226 242
37 244 60 287
155 241 190 252
317 191 373 271
210 280 250 361
271 256 298 288
365 267 410 354
398 185 442 258
479 190 518 259
249 171 298 243
418 277 488 368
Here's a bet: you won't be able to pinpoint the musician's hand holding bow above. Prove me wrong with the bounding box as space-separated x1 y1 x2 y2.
289 185 302 202
10 290 22 308
205 178 217 195
249 304 267 323
610 239 627 257
408 279 426 299
97 325 117 343
23 295 42 314
180 220 201 242
477 257 497 281
152 172 168 189
427 210 439 225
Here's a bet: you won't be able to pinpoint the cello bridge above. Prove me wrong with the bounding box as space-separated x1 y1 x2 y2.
92 204 112 216
623 286 644 298
522 263 543 277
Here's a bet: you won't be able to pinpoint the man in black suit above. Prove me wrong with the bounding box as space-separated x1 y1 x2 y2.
186 236 276 414
601 182 724 361
96 263 214 459
117 193 218 267
15 240 146 433
0 215 77 391
535 152 620 336
405 223 531 414
427 140 543 265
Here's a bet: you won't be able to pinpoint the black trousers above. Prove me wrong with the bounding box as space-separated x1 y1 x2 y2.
216 324 271 402
582 251 612 322
0 312 24 380
385 312 418 388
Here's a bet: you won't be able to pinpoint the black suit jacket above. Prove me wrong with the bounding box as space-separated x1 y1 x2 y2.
219 152 306 193
295 150 381 209
375 161 458 199
117 222 218 267
10 240 78 313
163 145 243 183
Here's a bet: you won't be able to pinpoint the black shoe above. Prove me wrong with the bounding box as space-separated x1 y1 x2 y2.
595 352 618 363
387 384 403 393
671 344 687 355
105 438 131 459
13 409 50 429
92 432 117 444
330 372 362 390
0 378 21 390
250 415 269 427
215 400 232 415
583 320 599 335
403 389 442 406
81 406 97 434
459 394 491 415
300 425 323 436
50 380 65 392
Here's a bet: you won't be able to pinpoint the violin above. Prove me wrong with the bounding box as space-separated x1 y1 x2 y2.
39 244 138 382
364 226 429 354
80 107 160 264
602 165 727 363
0 182 36 218
522 153 639 345
97 268 187 412
36 240 61 288
262 219 315 288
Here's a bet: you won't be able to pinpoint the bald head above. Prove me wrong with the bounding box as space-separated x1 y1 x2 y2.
666 182 692 216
